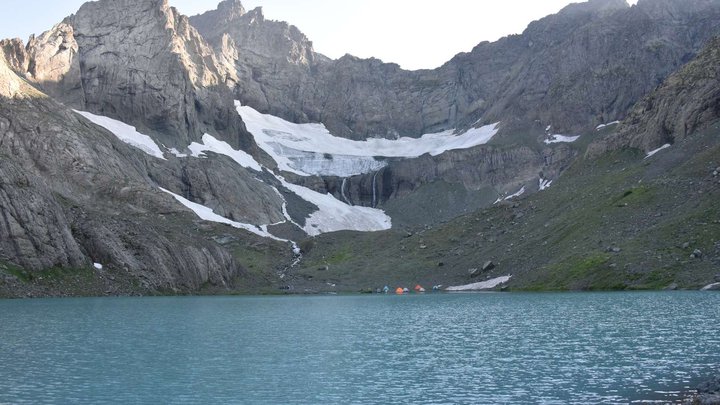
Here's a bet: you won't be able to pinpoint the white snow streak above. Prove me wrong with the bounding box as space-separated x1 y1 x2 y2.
74 110 166 160
160 187 278 239
596 121 620 130
446 275 512 291
544 134 580 144
644 144 671 159
493 186 526 204
700 282 720 291
539 178 553 191
188 134 262 171
236 101 499 176
161 186 302 257
93 263 103 270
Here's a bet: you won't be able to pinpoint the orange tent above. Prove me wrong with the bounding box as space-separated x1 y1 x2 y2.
395 287 404 294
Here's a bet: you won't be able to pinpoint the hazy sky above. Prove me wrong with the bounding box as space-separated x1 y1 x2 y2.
0 0 638 70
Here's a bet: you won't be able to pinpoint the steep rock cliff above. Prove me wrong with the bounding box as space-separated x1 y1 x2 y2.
3 0 251 151
590 36 720 154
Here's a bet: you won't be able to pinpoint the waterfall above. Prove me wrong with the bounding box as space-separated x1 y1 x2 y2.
341 178 351 205
372 171 379 208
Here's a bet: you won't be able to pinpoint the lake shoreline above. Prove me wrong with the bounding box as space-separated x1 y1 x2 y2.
684 376 720 404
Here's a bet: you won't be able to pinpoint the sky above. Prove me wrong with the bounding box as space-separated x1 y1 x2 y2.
0 0 638 70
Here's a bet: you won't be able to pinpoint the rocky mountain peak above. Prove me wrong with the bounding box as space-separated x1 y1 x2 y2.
0 56 22 98
190 3 315 66
216 0 246 17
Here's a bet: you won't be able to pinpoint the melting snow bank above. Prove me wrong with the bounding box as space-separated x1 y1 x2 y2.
446 275 512 291
73 110 166 160
539 178 553 191
596 121 620 130
544 134 580 144
701 282 720 291
276 175 391 236
158 187 298 252
188 134 262 171
645 143 671 159
494 186 526 204
236 101 499 176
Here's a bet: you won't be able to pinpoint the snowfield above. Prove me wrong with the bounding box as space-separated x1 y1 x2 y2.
446 275 512 291
236 101 499 176
595 121 620 130
544 134 580 144
645 143 671 159
188 134 262 171
277 176 391 236
74 110 166 160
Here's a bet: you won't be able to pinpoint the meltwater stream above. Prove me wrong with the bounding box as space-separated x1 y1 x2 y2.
0 292 718 404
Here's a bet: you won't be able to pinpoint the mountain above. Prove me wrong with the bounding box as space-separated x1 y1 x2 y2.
1 0 719 297
190 0 720 139
293 35 720 292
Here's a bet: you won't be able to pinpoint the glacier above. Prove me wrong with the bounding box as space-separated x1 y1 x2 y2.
236 101 499 176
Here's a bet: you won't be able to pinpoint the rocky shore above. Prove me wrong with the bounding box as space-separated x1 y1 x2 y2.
687 376 720 405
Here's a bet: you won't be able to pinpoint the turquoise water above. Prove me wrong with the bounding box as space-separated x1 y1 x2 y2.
0 292 718 404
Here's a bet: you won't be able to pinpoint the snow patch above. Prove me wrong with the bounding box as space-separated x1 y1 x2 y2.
644 144 671 159
74 110 166 160
159 187 285 242
539 178 553 191
93 263 103 270
174 134 392 236
494 186 526 204
236 101 499 176
596 121 620 130
446 275 512 291
701 282 720 291
168 148 188 158
275 175 391 236
188 134 262 171
544 134 580 144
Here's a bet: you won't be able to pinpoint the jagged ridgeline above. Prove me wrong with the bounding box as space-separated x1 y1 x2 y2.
1 0 719 296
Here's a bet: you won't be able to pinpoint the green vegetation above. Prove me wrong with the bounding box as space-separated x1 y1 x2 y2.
293 123 720 292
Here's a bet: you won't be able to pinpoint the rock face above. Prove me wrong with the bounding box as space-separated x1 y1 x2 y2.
3 0 250 150
0 59 290 292
590 36 720 154
191 0 720 139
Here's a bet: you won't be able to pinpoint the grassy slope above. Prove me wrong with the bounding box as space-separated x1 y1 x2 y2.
291 122 720 292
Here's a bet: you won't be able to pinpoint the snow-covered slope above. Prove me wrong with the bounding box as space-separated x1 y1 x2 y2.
236 102 499 176
74 110 166 160
73 109 390 241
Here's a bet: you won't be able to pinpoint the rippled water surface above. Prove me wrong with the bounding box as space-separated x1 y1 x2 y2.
1 292 719 404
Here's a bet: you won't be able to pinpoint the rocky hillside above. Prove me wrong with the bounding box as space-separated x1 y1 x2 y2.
288 36 720 293
590 36 720 154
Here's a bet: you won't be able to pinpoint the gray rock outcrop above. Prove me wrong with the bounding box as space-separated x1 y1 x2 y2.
3 0 251 151
0 58 291 292
590 36 720 155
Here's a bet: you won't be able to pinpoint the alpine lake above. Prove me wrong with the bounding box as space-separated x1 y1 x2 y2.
1 291 718 404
